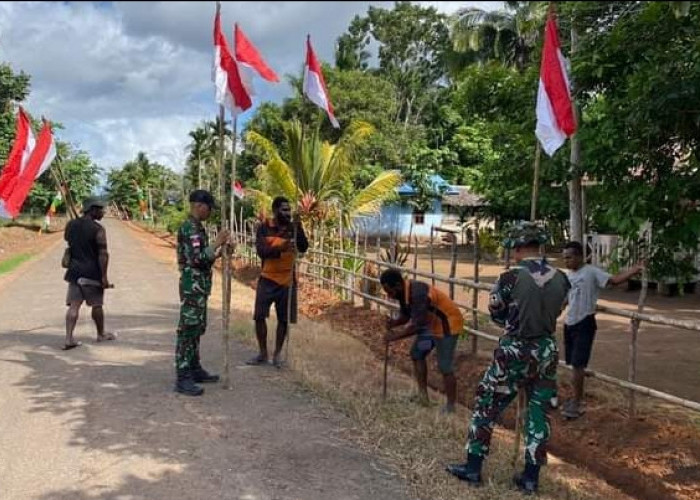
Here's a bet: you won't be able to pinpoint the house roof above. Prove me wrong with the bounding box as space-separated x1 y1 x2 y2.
397 174 459 196
442 186 488 208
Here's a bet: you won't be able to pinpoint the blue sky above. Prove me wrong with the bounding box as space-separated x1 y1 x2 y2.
0 1 500 174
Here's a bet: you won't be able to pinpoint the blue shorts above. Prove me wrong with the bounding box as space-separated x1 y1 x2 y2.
409 330 458 374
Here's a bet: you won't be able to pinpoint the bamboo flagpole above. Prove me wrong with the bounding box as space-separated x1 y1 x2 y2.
217 103 233 390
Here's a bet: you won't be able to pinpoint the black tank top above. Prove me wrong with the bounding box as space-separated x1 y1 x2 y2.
64 217 102 283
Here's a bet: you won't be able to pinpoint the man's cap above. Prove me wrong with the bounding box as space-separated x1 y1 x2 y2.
189 189 216 208
82 197 107 213
501 221 548 249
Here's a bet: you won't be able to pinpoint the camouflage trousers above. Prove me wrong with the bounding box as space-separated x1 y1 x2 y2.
466 335 558 465
175 292 208 370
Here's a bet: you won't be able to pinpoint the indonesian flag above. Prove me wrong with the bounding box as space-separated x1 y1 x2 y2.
213 7 251 115
232 180 245 199
235 23 279 97
0 120 56 219
535 12 577 157
0 107 36 201
303 36 339 128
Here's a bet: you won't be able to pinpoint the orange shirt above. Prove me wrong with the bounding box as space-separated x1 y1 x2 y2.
403 279 464 338
256 219 308 286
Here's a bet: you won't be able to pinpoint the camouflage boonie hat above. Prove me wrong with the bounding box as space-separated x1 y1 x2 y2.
501 221 548 249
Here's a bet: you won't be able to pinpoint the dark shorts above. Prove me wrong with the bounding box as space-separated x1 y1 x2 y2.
409 330 458 374
564 314 597 369
66 282 104 307
253 276 297 324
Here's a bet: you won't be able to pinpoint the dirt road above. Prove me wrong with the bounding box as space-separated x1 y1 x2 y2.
0 219 408 500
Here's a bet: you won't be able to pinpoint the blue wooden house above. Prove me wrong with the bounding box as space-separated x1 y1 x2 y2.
354 174 460 238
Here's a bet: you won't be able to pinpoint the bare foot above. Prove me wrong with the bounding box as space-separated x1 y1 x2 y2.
96 332 117 342
62 341 82 351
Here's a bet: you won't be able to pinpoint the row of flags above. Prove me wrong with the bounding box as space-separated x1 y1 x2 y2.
212 7 339 128
0 107 56 219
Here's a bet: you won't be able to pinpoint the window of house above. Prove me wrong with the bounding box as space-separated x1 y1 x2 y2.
413 211 425 225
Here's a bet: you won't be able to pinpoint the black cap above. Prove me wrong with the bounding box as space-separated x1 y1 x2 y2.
189 189 216 208
82 197 107 213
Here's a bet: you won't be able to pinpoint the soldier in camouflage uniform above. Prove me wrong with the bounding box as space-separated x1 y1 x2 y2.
174 190 231 396
447 222 570 495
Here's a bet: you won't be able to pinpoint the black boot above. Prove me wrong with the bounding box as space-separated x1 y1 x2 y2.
193 349 219 383
446 453 483 486
513 463 540 495
174 369 204 396
192 365 220 383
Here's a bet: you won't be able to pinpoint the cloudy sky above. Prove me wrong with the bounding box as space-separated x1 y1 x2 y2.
0 1 500 176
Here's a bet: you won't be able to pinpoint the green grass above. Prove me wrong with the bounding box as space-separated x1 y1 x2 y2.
0 253 33 275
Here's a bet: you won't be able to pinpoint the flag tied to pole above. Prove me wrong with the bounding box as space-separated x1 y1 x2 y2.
303 35 339 128
535 12 577 156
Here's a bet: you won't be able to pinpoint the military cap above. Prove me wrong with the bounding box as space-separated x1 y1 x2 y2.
189 189 216 208
501 221 548 249
82 197 107 213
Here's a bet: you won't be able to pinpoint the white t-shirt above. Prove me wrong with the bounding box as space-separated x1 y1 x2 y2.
565 265 611 326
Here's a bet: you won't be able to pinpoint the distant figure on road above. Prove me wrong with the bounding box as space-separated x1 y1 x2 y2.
248 196 308 368
381 268 463 414
447 222 570 495
63 198 115 350
174 190 230 396
561 241 644 419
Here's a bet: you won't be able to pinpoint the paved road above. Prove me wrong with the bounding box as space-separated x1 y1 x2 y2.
0 219 408 500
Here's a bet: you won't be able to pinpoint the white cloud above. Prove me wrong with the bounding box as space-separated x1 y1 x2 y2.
0 1 500 176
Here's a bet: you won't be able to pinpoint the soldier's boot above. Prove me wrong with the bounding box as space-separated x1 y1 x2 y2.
192 365 220 383
513 463 540 495
446 454 483 486
175 369 204 396
192 355 220 383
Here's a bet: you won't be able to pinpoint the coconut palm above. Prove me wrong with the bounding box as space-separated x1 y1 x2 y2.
245 119 401 228
449 2 547 72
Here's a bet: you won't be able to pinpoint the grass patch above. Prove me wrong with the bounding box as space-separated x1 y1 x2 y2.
226 280 632 500
0 253 33 275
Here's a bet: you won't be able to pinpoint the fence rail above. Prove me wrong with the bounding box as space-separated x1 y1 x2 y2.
232 228 700 414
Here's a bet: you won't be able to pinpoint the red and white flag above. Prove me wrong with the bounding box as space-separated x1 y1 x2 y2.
213 8 251 115
232 180 245 199
535 12 577 157
0 107 36 203
235 23 279 97
0 120 56 219
303 36 339 129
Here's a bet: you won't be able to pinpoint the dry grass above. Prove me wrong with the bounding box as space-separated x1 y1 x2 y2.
226 277 634 500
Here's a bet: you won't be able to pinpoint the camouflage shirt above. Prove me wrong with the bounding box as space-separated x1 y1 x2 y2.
488 258 570 339
177 216 215 296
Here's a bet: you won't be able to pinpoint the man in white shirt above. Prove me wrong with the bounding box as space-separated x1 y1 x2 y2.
561 241 644 419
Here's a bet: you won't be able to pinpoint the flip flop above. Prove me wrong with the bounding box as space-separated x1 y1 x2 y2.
96 332 117 342
62 341 82 351
245 355 268 366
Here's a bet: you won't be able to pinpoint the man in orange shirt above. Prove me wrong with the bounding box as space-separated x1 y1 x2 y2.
249 197 308 368
382 269 464 414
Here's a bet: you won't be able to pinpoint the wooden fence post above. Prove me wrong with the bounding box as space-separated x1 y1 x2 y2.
471 218 480 355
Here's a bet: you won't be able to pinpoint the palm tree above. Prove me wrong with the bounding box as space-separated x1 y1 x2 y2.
245 119 401 228
186 124 210 189
449 2 547 72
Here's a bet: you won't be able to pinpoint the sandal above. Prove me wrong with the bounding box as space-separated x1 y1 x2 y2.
96 332 117 342
62 341 82 351
245 354 268 366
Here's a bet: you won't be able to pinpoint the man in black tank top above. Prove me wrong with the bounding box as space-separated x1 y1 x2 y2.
63 198 114 350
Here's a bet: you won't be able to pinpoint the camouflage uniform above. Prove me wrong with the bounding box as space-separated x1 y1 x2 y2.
465 222 570 466
176 216 215 371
